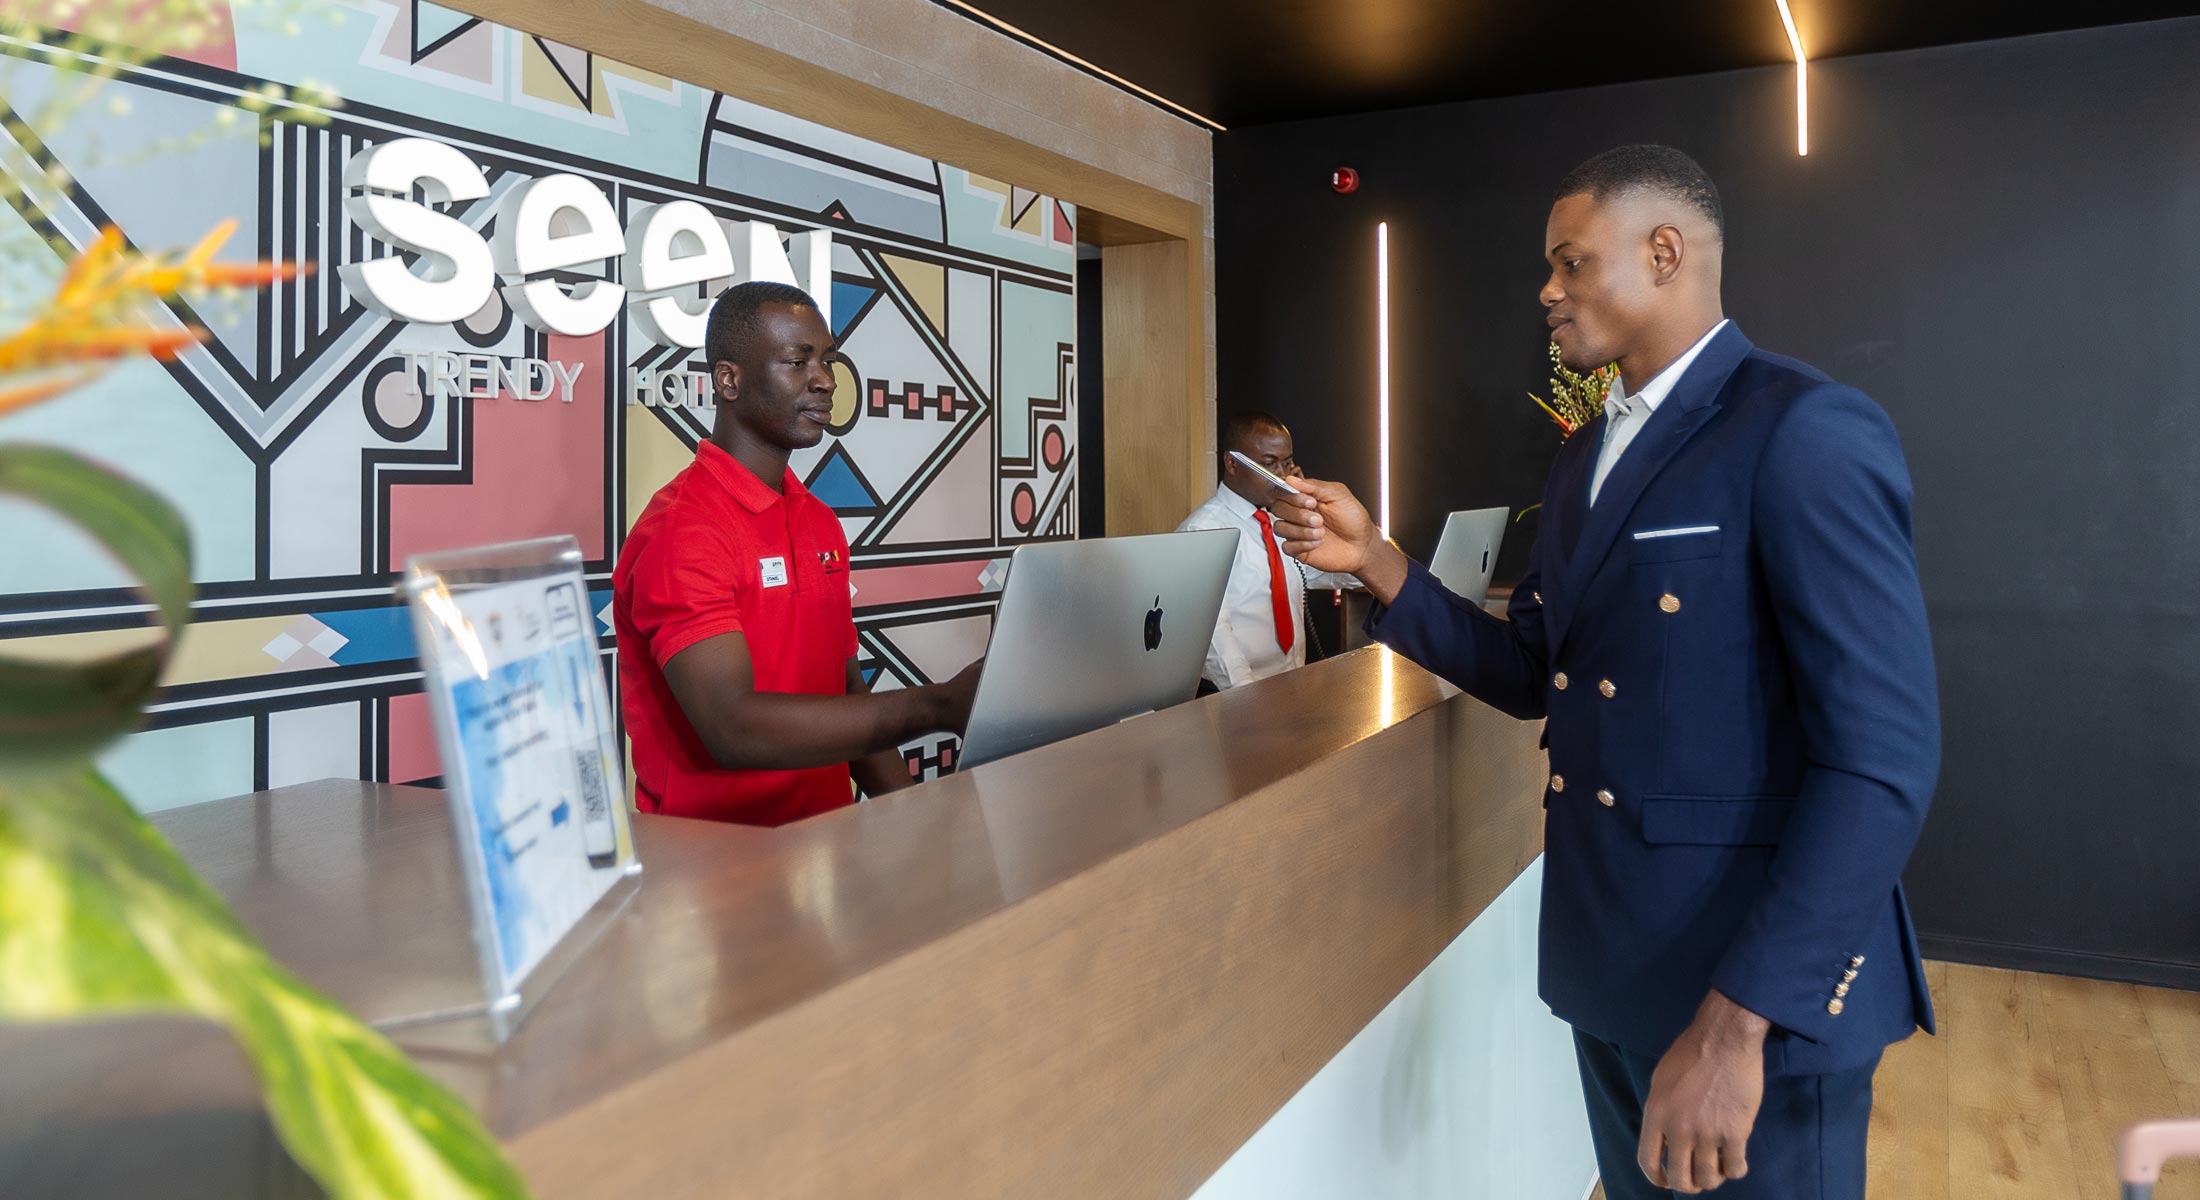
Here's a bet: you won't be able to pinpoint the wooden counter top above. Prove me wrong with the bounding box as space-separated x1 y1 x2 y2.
6 647 1549 1198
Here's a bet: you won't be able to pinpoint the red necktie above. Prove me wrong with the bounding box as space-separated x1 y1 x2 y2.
1253 509 1296 653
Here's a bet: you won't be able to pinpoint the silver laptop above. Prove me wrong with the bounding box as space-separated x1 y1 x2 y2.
1426 507 1510 600
955 529 1237 771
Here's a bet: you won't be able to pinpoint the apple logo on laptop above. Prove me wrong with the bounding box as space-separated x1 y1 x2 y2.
1143 596 1164 651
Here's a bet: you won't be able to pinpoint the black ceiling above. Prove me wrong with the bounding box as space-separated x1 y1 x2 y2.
937 0 2200 128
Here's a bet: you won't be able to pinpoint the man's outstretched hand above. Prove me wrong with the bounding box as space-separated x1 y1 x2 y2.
1268 476 1410 603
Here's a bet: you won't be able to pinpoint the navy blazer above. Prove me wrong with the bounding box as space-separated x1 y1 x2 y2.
1369 324 1939 1076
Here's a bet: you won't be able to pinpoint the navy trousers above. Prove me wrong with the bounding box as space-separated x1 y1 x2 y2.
1574 1029 1878 1200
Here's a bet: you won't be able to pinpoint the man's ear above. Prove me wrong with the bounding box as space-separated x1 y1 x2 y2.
1649 223 1686 285
714 360 740 404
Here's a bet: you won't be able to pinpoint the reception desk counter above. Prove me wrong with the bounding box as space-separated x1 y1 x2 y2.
0 646 1589 1198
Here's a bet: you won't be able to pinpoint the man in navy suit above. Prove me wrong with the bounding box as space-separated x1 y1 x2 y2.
1272 145 1939 1196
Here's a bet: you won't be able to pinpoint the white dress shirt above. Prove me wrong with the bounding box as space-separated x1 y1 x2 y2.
1589 319 1730 506
1176 485 1355 689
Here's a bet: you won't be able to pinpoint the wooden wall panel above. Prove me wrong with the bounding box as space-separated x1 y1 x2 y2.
1102 239 1205 534
453 0 1201 242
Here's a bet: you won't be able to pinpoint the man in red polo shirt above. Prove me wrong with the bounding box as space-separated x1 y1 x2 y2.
614 281 980 825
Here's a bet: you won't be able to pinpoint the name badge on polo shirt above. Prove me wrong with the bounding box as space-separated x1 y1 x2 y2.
760 556 789 588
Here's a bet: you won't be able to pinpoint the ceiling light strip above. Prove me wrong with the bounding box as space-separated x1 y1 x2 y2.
930 0 1228 131
1774 0 1808 156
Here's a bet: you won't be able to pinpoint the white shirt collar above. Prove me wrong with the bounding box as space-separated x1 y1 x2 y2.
1604 319 1730 423
1210 482 1266 525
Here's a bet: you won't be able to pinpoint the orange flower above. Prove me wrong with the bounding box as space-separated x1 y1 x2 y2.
1528 392 1578 437
0 223 299 417
0 372 97 417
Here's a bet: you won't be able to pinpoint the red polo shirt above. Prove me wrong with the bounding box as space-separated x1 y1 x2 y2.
613 441 857 826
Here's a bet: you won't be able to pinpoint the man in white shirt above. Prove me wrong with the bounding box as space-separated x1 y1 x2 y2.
1176 412 1354 692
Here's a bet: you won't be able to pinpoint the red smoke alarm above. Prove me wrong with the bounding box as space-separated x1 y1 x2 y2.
1330 167 1359 194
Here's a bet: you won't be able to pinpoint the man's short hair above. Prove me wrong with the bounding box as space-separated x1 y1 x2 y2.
705 281 821 367
1555 145 1724 241
1221 410 1287 453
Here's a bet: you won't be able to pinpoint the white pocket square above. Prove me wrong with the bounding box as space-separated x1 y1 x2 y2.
1632 525 1720 541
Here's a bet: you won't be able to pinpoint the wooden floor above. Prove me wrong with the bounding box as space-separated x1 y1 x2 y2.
1589 962 2200 1198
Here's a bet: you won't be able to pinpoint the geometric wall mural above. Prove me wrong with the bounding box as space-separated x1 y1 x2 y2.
0 5 1077 812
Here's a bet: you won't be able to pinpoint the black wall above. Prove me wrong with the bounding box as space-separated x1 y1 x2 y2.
1217 18 2200 988
1077 256 1106 536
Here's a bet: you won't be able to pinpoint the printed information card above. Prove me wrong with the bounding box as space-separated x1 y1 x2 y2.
406 539 638 1014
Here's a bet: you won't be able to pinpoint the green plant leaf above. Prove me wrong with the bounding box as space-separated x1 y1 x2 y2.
0 443 525 1195
0 768 530 1198
0 443 191 774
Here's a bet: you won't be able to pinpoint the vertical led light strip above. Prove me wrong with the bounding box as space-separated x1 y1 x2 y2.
1377 221 1392 534
1775 0 1809 156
